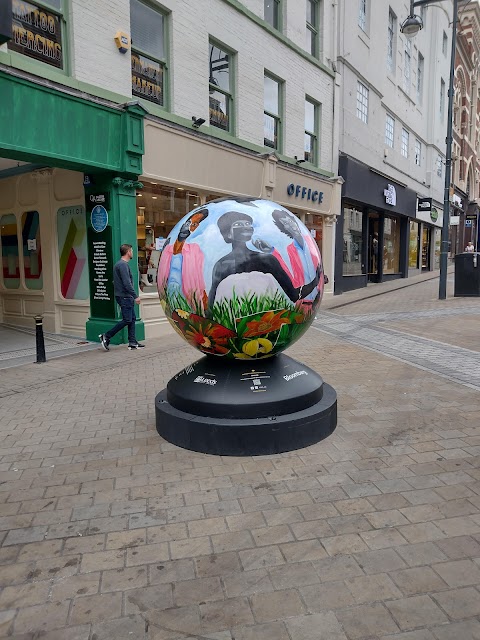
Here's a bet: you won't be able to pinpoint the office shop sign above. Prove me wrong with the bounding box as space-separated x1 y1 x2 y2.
9 0 63 69
287 183 324 204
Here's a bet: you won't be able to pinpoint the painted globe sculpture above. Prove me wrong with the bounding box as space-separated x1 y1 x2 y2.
157 197 325 360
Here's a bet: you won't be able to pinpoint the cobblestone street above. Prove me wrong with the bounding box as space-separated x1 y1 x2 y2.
1 276 480 639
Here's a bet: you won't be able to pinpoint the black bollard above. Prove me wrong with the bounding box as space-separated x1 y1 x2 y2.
34 315 46 363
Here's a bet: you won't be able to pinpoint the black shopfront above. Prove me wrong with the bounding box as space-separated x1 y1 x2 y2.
335 155 417 293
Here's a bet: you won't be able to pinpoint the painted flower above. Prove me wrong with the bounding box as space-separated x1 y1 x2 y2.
242 310 291 338
171 311 236 355
241 338 274 356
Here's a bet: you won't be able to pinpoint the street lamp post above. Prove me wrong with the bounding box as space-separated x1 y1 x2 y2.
401 0 458 300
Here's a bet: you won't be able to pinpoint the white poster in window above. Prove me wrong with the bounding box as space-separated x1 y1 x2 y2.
155 237 167 251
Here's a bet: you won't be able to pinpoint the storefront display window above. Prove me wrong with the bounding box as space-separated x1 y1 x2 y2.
57 206 89 299
342 205 363 276
137 184 200 293
422 226 431 269
409 221 420 268
0 214 20 289
22 211 43 289
383 215 400 274
434 228 441 269
303 212 323 256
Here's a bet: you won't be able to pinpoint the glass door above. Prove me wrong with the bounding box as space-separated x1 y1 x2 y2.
422 226 431 270
368 213 380 282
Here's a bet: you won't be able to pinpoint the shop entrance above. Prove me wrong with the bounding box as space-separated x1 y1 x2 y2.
422 226 431 270
367 212 381 282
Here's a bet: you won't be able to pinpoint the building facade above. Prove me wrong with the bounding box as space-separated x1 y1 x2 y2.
451 0 480 254
0 0 341 341
334 0 452 293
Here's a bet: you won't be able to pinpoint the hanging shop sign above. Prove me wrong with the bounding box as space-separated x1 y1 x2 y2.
430 207 438 223
287 183 324 204
131 51 163 106
8 0 63 69
417 197 432 213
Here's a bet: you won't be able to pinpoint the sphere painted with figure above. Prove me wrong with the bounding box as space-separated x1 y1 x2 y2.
157 197 325 360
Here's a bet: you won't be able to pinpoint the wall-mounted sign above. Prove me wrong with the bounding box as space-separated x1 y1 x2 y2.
417 197 432 213
91 205 108 233
451 193 463 208
430 207 438 223
131 51 164 106
87 227 115 318
384 184 397 206
287 183 324 204
450 215 460 226
87 193 110 210
114 30 130 54
8 0 63 69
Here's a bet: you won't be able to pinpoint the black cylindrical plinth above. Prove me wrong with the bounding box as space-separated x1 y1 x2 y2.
155 354 337 456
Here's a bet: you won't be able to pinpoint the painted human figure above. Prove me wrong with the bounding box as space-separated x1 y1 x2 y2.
254 209 324 302
158 209 209 310
208 211 321 310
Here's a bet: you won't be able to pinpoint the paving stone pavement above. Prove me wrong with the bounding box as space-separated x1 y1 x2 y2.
1 276 480 639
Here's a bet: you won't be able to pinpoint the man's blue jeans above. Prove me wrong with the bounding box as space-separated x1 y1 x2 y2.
105 296 136 344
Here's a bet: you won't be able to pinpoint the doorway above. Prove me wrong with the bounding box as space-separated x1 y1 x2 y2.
422 226 431 270
368 212 380 282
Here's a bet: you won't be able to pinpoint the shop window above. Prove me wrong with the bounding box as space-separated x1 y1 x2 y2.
343 205 363 276
136 184 200 293
209 42 233 133
409 221 420 268
57 206 89 300
434 228 441 269
130 0 167 107
8 0 65 70
0 214 20 289
265 0 281 30
304 213 323 256
306 0 319 58
383 215 401 274
305 98 319 164
264 74 282 150
22 211 42 289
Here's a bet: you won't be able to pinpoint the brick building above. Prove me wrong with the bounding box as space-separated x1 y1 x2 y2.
451 0 480 253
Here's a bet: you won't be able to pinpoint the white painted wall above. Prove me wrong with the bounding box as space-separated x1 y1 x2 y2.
337 0 452 207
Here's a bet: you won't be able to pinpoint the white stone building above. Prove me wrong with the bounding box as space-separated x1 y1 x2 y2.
335 0 452 293
0 0 341 340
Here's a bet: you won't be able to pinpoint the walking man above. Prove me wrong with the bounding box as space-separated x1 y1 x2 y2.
99 244 145 351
